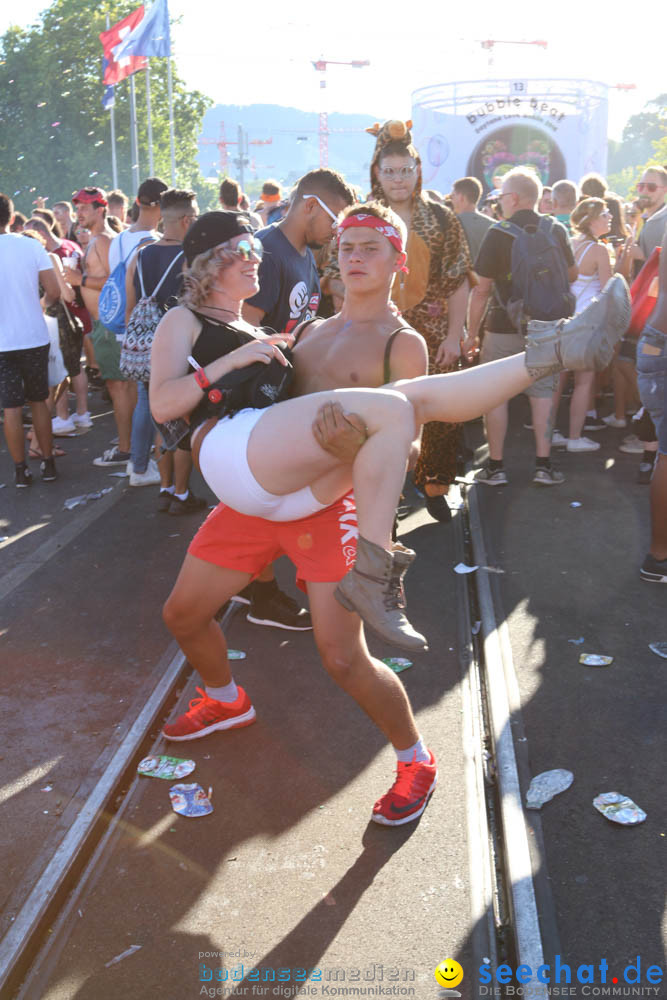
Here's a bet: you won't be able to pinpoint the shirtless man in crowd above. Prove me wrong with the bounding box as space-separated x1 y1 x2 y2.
161 201 438 828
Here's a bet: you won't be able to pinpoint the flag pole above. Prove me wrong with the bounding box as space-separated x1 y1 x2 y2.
105 14 118 189
167 51 176 183
145 64 154 175
130 72 140 190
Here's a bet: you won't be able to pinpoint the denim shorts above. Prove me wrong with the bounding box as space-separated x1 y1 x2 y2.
636 324 667 455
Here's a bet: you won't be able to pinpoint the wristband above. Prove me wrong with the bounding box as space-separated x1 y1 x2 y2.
187 355 210 390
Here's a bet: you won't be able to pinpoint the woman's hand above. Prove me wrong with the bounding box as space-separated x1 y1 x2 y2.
228 335 293 370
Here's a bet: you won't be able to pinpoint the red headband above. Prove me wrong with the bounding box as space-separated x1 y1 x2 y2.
338 213 408 272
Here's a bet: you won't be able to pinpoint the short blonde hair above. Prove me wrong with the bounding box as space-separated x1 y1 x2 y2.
181 242 238 310
502 167 542 206
339 200 408 248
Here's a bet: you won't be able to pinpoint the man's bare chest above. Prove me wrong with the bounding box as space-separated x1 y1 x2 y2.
294 328 388 391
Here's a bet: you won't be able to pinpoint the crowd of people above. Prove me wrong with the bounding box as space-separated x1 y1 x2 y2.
1 118 664 826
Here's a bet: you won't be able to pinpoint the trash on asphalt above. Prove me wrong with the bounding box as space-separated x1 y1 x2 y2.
593 792 647 825
169 782 213 818
525 769 574 809
108 471 128 477
228 649 246 660
64 487 113 510
570 501 582 508
568 637 585 645
41 784 53 792
104 944 142 968
137 755 195 780
648 642 667 659
382 657 413 673
0 536 8 543
454 562 478 574
579 653 614 667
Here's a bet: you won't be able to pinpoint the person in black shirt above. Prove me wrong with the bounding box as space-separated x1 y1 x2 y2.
467 167 577 487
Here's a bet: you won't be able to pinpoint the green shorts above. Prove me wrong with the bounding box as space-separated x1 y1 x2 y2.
90 320 127 381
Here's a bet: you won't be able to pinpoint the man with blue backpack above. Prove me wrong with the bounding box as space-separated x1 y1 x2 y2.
467 167 578 486
91 176 167 468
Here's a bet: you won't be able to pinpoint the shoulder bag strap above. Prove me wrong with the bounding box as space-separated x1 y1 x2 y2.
383 326 413 383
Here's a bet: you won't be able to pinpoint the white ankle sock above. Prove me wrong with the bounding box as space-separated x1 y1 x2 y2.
205 680 239 703
160 485 175 495
174 490 189 501
395 737 430 764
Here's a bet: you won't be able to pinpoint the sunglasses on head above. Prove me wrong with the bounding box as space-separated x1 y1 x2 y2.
637 182 663 193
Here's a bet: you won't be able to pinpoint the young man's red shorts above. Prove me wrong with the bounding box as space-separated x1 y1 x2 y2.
188 493 357 591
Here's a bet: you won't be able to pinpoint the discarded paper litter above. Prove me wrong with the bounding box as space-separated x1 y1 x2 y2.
169 782 213 818
137 755 195 780
579 653 614 667
593 792 647 826
526 769 574 809
64 488 113 510
382 657 413 673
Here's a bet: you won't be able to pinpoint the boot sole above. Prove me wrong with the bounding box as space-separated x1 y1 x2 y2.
335 586 429 652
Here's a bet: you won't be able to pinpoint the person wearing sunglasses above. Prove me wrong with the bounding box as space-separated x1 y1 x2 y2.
637 166 667 261
242 169 356 336
151 207 630 831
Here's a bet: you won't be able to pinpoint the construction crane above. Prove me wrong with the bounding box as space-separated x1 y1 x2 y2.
478 38 547 69
198 122 272 183
312 58 370 167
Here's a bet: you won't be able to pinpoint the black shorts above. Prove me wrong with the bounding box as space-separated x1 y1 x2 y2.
0 344 50 408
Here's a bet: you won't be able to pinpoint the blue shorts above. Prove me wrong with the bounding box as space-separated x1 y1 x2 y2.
636 324 667 456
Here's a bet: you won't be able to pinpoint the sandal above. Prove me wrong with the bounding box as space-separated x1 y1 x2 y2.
29 445 66 459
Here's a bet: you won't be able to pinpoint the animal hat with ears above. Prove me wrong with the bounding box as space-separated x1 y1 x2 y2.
367 119 422 201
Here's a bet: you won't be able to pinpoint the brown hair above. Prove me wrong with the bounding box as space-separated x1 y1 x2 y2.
570 197 606 237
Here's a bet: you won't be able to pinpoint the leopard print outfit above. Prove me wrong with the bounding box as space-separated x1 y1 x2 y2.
393 195 471 492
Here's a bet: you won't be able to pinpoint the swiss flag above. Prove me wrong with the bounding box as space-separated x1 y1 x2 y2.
99 7 147 85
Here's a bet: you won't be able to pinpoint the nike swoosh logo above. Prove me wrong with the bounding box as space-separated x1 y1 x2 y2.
390 794 427 814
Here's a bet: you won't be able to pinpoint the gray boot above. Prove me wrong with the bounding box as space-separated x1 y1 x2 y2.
524 274 631 380
335 536 429 652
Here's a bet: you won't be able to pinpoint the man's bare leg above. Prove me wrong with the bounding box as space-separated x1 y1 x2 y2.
307 581 419 749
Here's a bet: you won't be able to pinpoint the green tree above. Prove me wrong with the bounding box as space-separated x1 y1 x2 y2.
0 0 213 215
608 94 667 175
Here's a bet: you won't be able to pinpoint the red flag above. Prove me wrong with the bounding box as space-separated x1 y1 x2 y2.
99 7 147 85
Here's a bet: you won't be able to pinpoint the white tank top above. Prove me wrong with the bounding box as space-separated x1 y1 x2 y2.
570 242 602 314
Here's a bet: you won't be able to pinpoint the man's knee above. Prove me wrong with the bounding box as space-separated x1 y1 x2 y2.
316 633 367 685
163 589 205 637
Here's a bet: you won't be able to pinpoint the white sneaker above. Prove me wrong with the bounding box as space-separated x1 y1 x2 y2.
567 436 601 452
602 414 626 428
71 411 94 429
129 459 160 487
51 416 77 436
619 438 644 454
551 430 568 447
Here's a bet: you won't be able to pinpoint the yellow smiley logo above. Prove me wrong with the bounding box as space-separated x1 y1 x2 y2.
435 959 464 989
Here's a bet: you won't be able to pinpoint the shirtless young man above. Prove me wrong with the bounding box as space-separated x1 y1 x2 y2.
161 202 438 827
63 187 133 465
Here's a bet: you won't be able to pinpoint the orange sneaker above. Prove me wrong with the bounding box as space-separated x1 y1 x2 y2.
162 687 256 742
371 751 438 826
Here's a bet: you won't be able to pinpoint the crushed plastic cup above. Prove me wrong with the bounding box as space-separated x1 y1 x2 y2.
525 769 574 810
593 792 646 825
169 782 213 818
381 657 413 673
579 653 614 667
648 642 667 659
137 755 195 780
454 562 478 574
64 488 113 510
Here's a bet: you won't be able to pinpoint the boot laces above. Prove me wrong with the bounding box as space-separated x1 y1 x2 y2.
384 567 406 611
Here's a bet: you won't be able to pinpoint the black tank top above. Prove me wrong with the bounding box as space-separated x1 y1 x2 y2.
187 312 265 431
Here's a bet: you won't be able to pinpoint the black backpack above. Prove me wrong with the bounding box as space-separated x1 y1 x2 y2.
494 216 575 328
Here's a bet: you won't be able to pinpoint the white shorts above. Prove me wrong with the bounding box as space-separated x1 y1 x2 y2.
197 407 328 521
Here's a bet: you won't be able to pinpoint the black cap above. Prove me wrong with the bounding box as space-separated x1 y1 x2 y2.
137 176 169 206
183 211 254 265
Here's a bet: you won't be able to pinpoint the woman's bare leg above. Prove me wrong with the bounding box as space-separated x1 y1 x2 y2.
246 388 416 550
396 353 535 425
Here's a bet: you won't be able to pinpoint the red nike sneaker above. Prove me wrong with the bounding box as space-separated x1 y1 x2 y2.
372 750 438 826
162 687 256 741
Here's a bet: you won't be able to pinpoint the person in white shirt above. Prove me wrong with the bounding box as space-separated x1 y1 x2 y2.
0 193 61 486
